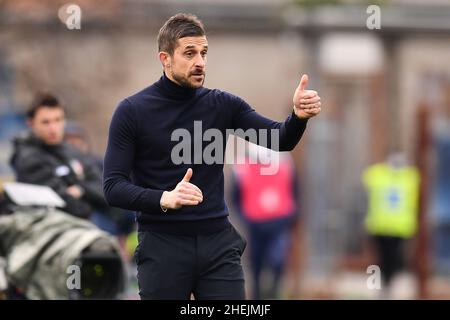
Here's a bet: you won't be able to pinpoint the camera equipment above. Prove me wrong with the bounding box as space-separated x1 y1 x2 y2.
0 182 126 299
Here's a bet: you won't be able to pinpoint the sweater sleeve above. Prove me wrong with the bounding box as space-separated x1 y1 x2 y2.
103 99 165 213
230 94 308 151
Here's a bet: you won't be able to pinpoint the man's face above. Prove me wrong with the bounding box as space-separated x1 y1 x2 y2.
164 36 208 89
28 107 65 145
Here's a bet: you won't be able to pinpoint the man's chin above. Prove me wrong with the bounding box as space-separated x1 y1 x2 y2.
189 74 205 88
190 82 203 89
46 139 62 145
172 72 204 88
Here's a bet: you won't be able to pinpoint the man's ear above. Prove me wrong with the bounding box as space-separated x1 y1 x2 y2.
26 118 33 128
159 52 171 69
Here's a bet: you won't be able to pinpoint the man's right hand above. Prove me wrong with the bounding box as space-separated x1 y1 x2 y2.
293 74 321 119
160 168 203 211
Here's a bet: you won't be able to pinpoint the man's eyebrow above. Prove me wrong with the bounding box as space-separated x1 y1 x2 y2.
184 45 208 50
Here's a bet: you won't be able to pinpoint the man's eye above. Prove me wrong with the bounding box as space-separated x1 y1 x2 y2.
201 51 207 57
185 52 193 57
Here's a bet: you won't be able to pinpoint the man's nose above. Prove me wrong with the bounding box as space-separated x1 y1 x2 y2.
49 123 61 133
194 54 206 68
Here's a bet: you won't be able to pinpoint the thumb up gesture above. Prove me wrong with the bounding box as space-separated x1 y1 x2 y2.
160 168 203 211
293 74 322 119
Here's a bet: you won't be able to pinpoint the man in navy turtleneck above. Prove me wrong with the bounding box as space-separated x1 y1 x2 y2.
103 13 321 300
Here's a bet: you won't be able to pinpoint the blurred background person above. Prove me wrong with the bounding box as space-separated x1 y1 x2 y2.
231 144 300 299
8 93 137 295
362 152 420 298
9 92 109 220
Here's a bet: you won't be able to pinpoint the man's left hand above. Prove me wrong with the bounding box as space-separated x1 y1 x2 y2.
292 74 322 119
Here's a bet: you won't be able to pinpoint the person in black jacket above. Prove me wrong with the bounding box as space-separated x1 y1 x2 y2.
9 93 109 219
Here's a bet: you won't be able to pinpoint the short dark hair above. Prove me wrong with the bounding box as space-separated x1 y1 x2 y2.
157 13 206 55
27 92 64 119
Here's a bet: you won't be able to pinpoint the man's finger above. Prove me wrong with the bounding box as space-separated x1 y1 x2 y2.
182 168 193 182
179 199 200 206
299 74 309 91
305 107 321 115
180 194 203 202
180 188 203 199
184 182 203 195
299 90 317 99
300 96 321 105
300 102 321 110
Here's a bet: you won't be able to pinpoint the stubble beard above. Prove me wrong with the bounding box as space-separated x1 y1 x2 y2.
171 70 205 89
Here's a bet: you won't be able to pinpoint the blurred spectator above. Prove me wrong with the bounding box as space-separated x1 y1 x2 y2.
231 144 300 299
362 152 420 298
9 92 111 220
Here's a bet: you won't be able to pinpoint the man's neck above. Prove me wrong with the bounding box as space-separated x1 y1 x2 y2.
164 70 182 87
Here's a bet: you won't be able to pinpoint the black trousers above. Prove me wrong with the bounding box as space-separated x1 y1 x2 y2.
135 225 247 300
372 235 405 287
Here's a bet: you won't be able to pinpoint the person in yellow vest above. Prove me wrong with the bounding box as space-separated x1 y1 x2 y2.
362 152 420 295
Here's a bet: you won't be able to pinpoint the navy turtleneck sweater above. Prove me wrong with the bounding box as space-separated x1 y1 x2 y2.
103 73 308 234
